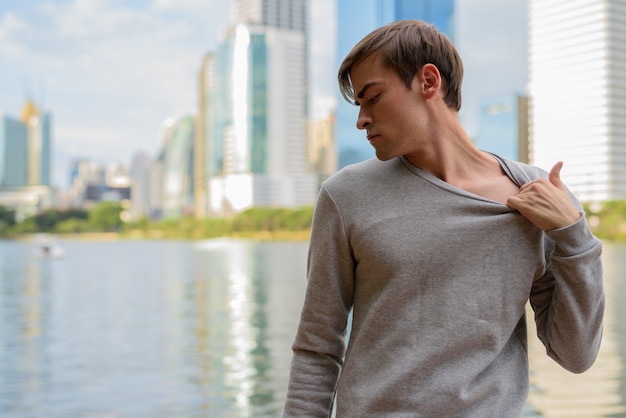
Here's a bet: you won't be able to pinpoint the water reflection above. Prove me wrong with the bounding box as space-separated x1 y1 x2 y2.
0 239 308 417
0 239 625 417
192 239 307 416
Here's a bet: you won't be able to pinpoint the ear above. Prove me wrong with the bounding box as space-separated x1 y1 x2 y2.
420 63 441 99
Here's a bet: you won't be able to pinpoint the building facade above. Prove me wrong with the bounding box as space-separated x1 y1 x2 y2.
21 101 51 187
476 95 529 163
162 115 195 219
0 102 54 220
335 0 456 169
199 0 317 216
0 114 28 187
67 160 131 209
0 101 51 188
528 0 626 201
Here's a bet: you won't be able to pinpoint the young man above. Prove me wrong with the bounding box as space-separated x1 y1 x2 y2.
284 20 604 417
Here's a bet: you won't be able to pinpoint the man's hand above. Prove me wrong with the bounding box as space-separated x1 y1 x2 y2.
506 161 581 231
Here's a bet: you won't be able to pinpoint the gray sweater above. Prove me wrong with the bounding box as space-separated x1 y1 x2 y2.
284 155 604 417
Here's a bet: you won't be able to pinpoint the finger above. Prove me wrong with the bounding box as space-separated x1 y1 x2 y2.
506 195 521 209
549 161 565 190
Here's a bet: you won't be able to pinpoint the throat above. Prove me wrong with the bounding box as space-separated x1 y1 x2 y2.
450 174 519 204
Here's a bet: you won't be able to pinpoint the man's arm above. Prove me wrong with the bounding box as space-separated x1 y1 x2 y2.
530 216 604 372
508 161 605 372
284 185 354 417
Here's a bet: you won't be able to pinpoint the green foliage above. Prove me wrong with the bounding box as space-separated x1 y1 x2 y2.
0 205 16 226
233 207 314 232
1 203 314 239
0 205 17 236
10 208 90 234
12 217 38 234
88 202 124 232
584 200 626 241
2 199 624 242
55 218 90 233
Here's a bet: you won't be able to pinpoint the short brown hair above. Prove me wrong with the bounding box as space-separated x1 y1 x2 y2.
338 20 463 111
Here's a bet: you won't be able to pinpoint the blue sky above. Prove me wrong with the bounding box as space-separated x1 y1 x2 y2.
0 0 527 190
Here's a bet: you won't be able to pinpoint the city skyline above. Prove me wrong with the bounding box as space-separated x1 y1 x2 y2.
0 0 527 191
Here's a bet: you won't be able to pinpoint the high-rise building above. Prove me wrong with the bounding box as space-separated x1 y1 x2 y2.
128 151 152 221
163 115 195 219
476 95 529 163
0 101 51 188
308 113 337 180
335 0 456 169
0 113 28 187
67 160 131 209
236 0 307 31
199 0 317 216
528 0 626 201
195 54 211 219
21 100 51 186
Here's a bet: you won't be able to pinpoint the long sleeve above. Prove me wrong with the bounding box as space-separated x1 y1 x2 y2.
530 213 605 373
283 185 354 417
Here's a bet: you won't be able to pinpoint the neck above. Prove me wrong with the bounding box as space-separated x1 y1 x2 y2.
403 111 498 184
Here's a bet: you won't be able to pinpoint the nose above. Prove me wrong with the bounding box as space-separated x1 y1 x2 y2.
356 107 371 130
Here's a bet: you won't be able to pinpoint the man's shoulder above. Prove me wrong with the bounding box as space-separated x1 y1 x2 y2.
491 154 549 183
326 157 384 179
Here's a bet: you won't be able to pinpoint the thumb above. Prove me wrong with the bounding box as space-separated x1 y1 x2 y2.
549 161 565 190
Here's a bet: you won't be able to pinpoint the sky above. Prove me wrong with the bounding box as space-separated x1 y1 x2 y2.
0 0 527 191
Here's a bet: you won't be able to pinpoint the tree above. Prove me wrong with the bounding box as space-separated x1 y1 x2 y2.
0 205 15 225
88 202 124 232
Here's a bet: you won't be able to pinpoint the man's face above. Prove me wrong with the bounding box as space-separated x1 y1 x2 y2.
350 52 427 161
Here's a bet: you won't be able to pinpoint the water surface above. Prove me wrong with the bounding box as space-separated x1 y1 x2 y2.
0 238 624 417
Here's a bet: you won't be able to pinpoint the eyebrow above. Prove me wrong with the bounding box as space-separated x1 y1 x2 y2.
356 81 380 100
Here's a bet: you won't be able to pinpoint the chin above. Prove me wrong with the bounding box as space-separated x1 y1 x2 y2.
375 150 397 162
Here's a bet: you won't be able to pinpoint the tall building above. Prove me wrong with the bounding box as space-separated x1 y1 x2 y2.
528 0 626 201
308 113 337 180
335 0 456 169
0 113 28 187
195 54 211 219
128 151 152 221
236 0 307 31
199 0 317 216
162 115 195 219
0 101 51 187
21 100 51 186
67 160 131 209
476 95 529 163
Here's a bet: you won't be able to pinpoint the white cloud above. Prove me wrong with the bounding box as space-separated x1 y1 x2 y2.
0 0 529 188
0 0 234 188
308 0 337 119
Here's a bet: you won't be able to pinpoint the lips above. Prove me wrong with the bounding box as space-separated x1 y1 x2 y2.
367 133 379 142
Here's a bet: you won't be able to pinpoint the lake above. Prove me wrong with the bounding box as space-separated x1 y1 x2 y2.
0 238 624 417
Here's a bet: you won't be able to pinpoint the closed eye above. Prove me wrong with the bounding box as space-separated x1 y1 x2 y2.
355 94 380 107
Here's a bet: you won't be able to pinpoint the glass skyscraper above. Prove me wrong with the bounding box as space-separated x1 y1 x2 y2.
335 0 456 169
163 115 195 219
199 0 317 216
0 114 28 187
0 101 51 187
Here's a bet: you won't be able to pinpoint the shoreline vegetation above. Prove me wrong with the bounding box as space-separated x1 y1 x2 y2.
1 203 314 242
1 201 624 242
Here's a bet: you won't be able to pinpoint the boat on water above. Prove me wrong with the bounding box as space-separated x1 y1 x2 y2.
32 234 65 259
39 243 65 258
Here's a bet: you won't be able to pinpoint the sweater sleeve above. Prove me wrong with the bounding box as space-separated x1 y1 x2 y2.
283 185 355 417
529 212 605 373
